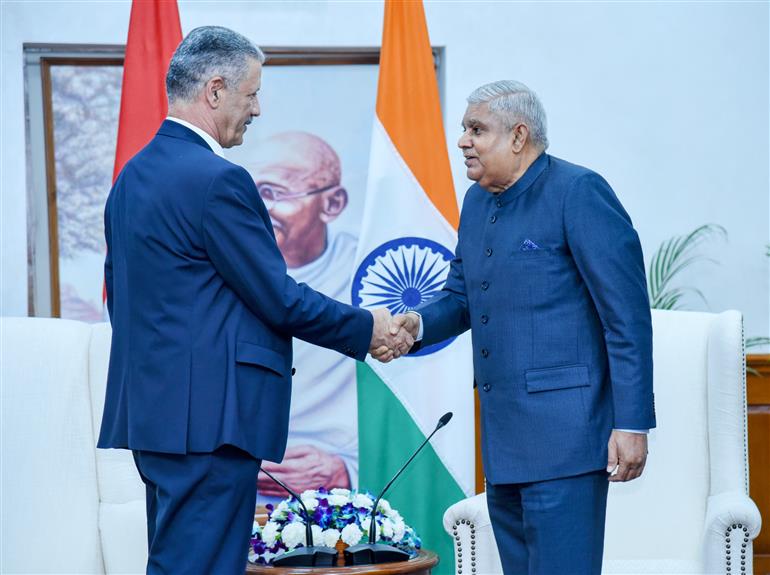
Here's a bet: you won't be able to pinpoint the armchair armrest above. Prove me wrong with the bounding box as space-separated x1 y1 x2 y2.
703 491 762 574
442 493 503 575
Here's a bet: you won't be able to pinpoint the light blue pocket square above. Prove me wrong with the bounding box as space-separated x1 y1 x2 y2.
520 239 541 251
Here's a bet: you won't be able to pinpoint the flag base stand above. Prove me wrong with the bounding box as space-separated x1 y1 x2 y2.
344 543 410 565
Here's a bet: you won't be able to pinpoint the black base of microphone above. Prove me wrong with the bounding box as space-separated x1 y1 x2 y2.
271 546 338 567
344 543 410 565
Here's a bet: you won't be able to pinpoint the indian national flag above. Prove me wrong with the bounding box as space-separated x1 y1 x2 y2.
351 1 475 571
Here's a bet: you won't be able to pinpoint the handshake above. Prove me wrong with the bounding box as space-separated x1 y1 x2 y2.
368 308 421 363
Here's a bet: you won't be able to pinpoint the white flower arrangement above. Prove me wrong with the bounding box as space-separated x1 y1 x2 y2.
248 488 422 565
280 522 306 549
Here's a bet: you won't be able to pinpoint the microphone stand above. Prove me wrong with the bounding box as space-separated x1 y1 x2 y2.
345 412 453 565
261 468 338 567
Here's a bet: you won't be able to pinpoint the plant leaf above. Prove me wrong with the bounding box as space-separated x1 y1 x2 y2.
746 336 770 349
648 224 726 310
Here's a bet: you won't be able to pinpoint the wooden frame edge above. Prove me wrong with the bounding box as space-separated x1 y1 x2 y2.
40 58 60 317
38 56 124 318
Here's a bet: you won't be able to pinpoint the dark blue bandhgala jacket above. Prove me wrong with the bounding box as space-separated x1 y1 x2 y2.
97 120 372 463
417 153 656 484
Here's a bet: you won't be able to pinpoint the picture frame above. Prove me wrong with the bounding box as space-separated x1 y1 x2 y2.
25 45 445 321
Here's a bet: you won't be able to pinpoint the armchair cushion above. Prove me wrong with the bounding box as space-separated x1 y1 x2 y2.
1 318 104 574
2 317 148 574
88 322 147 574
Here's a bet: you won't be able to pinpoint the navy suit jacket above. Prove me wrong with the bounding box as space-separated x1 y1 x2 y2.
417 153 656 484
97 120 372 463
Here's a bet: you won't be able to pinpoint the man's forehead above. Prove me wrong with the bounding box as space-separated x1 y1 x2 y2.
258 141 313 170
462 103 491 125
252 153 322 187
241 59 262 88
250 132 340 189
253 161 310 182
251 60 262 88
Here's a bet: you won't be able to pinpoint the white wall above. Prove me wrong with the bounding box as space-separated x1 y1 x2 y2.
2 1 768 339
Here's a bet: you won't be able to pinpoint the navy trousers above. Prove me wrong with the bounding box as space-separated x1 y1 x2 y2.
486 470 609 575
133 445 260 575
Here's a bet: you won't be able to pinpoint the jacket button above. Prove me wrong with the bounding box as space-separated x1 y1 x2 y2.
481 281 489 291
485 248 493 257
496 198 503 208
481 315 488 324
481 348 489 358
483 383 491 392
490 215 497 223
291 367 296 376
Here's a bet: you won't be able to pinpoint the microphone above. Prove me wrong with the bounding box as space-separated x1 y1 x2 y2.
260 467 338 567
345 412 453 565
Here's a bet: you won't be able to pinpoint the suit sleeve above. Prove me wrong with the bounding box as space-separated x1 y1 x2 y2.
564 172 655 430
412 227 471 349
201 164 373 360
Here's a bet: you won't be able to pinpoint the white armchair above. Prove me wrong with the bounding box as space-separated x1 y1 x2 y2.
443 309 762 575
1 317 147 574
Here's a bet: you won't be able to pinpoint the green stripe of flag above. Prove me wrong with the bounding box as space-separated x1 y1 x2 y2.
357 362 465 574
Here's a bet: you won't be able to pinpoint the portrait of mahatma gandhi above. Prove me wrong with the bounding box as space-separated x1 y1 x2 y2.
246 131 361 501
250 131 349 269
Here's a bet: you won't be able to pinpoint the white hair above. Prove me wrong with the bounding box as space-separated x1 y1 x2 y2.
467 80 549 151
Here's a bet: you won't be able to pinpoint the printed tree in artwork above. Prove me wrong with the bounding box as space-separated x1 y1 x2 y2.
51 65 122 259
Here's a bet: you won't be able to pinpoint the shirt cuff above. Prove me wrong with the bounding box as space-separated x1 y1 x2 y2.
614 428 649 434
407 311 423 341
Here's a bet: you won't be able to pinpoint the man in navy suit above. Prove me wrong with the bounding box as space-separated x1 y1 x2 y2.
389 81 656 574
98 27 409 574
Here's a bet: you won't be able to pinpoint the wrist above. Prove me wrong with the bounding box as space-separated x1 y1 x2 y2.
405 311 421 338
406 311 423 340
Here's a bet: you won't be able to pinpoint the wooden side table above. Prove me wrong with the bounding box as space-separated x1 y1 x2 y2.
245 550 438 575
747 354 770 574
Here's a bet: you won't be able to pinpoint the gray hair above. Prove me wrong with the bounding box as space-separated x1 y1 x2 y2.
166 26 265 104
468 80 549 151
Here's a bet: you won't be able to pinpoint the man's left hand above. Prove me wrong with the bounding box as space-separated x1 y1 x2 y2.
606 430 648 482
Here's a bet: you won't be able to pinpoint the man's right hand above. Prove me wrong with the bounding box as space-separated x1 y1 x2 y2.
370 312 421 363
368 308 414 362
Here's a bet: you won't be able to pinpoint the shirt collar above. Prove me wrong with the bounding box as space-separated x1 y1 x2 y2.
495 152 549 205
165 116 225 158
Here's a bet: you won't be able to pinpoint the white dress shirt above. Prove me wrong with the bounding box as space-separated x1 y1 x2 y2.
166 116 225 158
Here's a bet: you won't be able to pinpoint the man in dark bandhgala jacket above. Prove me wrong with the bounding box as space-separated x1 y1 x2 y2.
390 81 656 574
